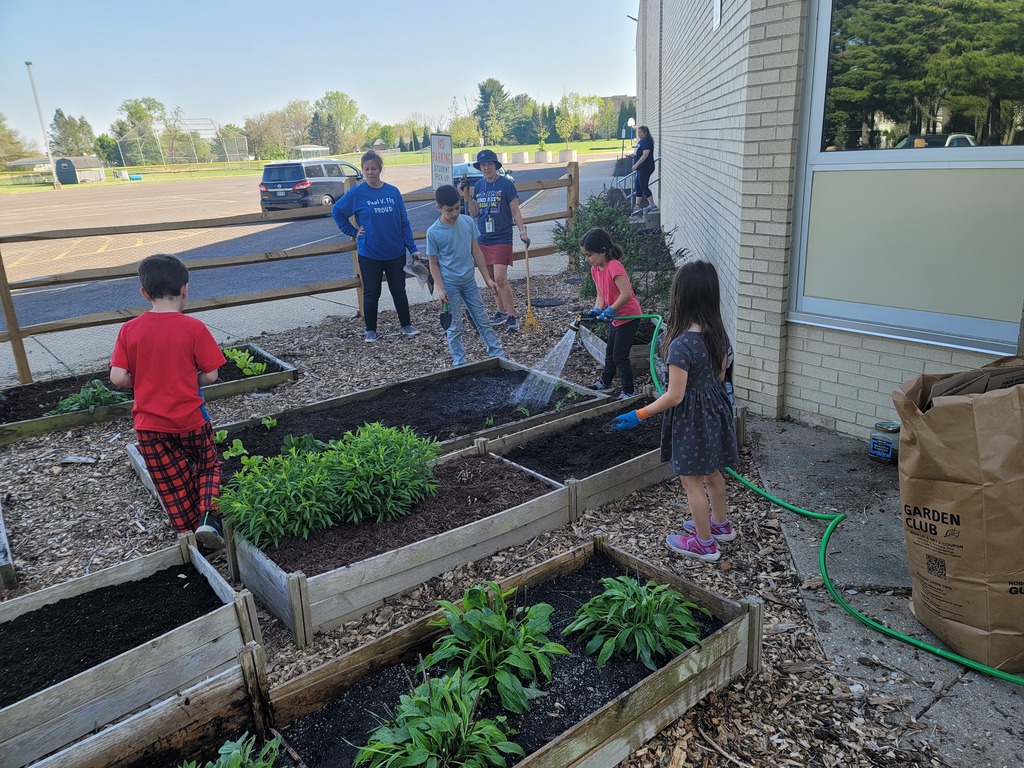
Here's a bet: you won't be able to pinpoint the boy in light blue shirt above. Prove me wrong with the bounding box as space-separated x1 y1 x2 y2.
426 185 505 366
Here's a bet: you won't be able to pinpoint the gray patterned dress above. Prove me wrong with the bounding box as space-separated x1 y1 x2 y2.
661 332 738 476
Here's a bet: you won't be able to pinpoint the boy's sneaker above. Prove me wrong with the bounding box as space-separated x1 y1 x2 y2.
364 330 378 343
401 325 420 337
506 316 519 332
665 533 720 562
195 514 224 551
683 518 737 542
489 311 508 326
616 391 638 401
589 378 615 394
644 204 659 213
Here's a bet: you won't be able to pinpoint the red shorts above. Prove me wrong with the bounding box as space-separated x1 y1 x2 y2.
479 243 513 267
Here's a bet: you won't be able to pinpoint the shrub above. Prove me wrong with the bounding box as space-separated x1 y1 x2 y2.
355 669 523 768
44 379 131 415
219 423 439 549
419 582 569 714
178 732 281 768
563 575 711 671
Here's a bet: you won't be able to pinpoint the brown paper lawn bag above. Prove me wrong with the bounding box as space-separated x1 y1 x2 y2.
892 356 1024 672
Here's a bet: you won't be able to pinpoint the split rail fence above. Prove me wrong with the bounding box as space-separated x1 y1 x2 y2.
0 163 579 384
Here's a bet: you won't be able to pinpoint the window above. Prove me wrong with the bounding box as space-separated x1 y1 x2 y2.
323 163 343 177
821 0 1024 151
304 164 325 178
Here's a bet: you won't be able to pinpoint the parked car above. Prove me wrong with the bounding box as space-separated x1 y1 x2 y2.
893 133 977 149
259 159 362 212
452 162 516 213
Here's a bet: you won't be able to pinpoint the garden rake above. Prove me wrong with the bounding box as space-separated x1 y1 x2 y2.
521 237 541 333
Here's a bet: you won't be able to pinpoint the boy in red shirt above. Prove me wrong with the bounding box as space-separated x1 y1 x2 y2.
110 254 227 550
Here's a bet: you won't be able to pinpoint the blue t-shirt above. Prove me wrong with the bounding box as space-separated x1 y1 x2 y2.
331 181 418 261
427 214 477 286
634 135 655 171
472 175 519 246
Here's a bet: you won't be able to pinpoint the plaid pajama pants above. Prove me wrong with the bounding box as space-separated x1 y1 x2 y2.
136 423 222 534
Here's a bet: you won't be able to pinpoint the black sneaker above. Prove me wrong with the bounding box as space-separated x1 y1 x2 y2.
195 513 225 551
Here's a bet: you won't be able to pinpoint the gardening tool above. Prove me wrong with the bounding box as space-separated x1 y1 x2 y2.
439 301 452 330
403 255 434 294
521 237 541 333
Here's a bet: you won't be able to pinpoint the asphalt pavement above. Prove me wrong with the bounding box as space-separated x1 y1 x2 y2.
2 156 1021 767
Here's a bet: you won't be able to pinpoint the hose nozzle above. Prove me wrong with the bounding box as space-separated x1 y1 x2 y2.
569 314 583 333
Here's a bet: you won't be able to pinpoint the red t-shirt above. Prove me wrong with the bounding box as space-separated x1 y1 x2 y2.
111 312 226 433
591 259 642 326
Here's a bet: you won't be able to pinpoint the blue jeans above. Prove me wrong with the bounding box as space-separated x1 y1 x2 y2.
446 280 504 366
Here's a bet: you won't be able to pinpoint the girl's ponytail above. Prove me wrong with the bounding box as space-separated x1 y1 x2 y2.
580 228 623 260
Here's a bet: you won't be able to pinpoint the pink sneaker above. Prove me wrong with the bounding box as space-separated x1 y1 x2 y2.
682 518 736 542
665 533 720 562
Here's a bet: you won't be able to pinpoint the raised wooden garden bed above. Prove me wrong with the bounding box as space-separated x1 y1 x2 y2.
227 451 570 647
0 538 265 768
0 343 296 446
268 538 764 767
578 323 655 377
464 397 675 517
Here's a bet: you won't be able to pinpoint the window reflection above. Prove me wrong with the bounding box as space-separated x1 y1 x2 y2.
822 0 1024 150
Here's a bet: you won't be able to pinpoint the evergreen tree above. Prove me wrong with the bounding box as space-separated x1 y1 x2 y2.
324 115 340 154
399 136 408 152
308 111 325 147
50 109 96 156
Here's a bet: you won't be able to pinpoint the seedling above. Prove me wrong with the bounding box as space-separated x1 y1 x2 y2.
44 379 131 415
222 438 249 460
419 582 569 714
178 731 281 768
515 405 530 417
261 416 277 430
484 415 495 427
223 347 267 376
564 575 711 670
214 429 228 444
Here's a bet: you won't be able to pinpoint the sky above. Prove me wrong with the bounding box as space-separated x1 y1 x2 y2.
0 1 639 148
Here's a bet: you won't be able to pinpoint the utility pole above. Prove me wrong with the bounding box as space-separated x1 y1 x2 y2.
25 61 61 190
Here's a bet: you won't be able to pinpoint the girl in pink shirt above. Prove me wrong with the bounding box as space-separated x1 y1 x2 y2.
581 228 643 399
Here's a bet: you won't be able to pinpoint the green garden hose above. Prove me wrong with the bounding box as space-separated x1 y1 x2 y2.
632 317 1024 686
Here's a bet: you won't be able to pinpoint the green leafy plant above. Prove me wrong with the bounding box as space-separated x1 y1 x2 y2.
355 669 523 768
419 582 569 714
222 438 249 460
261 416 277 430
484 415 495 427
223 347 267 376
515 405 530 417
219 423 439 549
282 432 327 453
213 429 228 444
563 575 711 671
44 379 131 415
178 731 281 768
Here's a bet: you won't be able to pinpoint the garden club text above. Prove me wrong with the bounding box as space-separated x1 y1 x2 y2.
903 505 961 536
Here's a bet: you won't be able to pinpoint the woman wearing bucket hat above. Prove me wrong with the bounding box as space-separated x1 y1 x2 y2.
468 148 528 332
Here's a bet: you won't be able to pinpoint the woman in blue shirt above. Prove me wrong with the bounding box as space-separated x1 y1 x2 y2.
332 150 421 343
631 126 658 216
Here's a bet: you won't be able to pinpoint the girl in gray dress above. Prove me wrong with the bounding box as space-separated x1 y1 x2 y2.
612 260 738 561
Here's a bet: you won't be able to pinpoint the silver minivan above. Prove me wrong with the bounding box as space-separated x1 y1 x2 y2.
259 159 362 211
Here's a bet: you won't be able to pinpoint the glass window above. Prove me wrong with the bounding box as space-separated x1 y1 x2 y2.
304 164 325 178
821 0 1024 151
323 163 343 177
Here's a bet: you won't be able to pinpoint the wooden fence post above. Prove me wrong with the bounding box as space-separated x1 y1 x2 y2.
0 244 33 384
566 161 579 229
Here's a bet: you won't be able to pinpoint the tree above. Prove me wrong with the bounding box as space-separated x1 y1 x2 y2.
244 110 286 160
313 91 367 153
324 115 341 155
308 112 325 147
0 113 34 163
49 110 96 156
398 136 408 152
94 134 122 166
380 124 395 149
118 97 166 126
473 78 514 143
596 98 619 139
282 99 312 148
449 115 481 148
555 93 600 144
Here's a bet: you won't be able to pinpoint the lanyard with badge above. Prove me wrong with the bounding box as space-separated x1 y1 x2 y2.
483 180 495 233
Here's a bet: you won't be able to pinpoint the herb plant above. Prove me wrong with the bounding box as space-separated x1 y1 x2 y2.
44 379 131 415
178 731 281 768
223 348 267 376
261 416 277 430
563 575 711 670
419 582 569 714
355 669 523 768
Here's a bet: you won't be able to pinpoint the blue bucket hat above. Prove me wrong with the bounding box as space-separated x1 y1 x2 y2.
472 149 502 170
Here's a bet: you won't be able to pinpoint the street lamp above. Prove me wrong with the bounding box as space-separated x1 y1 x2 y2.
24 61 60 190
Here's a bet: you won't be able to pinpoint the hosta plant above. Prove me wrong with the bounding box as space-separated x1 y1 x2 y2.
219 423 439 549
178 731 281 768
419 582 569 714
355 669 523 768
563 575 711 670
44 379 130 415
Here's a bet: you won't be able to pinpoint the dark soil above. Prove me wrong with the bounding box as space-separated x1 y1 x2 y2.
220 368 596 475
503 402 662 483
0 564 223 708
265 455 556 577
280 551 723 768
0 346 285 424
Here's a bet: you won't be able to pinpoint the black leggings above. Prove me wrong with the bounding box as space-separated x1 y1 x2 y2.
358 254 411 331
602 318 640 395
634 165 654 201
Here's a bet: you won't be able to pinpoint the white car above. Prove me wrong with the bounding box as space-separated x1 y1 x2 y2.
893 133 977 149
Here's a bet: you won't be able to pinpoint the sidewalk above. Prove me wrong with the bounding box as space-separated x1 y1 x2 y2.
0 156 619 389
